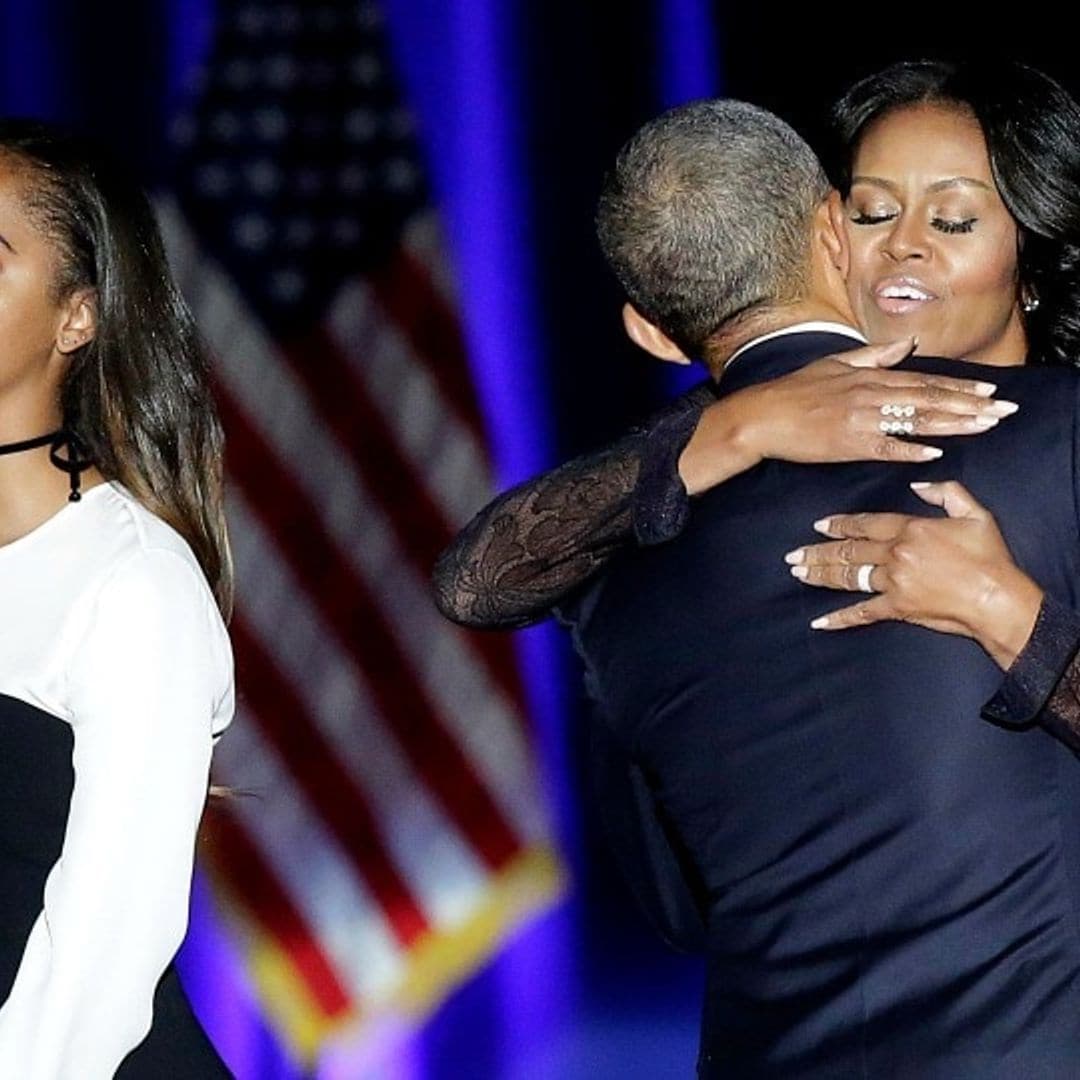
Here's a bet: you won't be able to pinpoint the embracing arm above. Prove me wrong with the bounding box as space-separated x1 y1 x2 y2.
432 381 714 629
981 595 1080 745
434 339 1008 628
0 549 233 1078
790 481 1080 747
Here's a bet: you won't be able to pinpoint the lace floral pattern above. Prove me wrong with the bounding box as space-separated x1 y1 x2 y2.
431 383 714 628
432 380 1080 748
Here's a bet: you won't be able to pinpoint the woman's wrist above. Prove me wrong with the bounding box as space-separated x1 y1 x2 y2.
974 566 1045 670
677 392 765 496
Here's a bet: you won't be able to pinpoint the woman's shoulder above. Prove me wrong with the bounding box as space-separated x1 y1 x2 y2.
1 481 219 640
85 486 224 633
52 482 218 628
63 485 233 730
71 483 216 605
86 483 197 559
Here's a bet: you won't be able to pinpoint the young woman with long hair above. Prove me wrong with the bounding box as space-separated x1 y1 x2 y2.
0 120 233 1077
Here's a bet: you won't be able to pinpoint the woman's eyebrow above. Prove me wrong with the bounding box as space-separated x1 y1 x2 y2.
850 175 993 194
849 175 897 192
926 177 993 193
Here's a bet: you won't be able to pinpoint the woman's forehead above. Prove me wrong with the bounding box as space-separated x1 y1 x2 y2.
854 104 992 179
846 104 997 196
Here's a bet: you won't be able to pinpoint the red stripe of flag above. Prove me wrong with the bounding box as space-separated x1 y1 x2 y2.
218 386 524 871
204 803 352 1017
368 247 485 436
232 613 429 945
276 327 524 706
277 328 452 575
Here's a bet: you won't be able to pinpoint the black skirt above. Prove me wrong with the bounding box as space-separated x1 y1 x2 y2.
115 966 232 1078
1 695 230 1077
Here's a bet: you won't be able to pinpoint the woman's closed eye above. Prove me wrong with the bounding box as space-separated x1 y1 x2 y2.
848 210 978 234
850 210 896 226
931 216 977 234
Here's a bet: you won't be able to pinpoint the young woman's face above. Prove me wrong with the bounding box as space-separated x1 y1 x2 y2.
843 104 1027 367
0 161 69 410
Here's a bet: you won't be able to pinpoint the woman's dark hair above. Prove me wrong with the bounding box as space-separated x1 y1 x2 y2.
830 59 1080 368
0 119 232 616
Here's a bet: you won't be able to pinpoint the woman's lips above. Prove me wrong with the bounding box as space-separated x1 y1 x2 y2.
872 276 938 316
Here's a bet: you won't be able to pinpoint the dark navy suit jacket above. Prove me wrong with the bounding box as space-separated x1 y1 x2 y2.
564 330 1080 1078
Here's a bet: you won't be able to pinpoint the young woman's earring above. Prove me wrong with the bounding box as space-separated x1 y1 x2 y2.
1022 288 1041 313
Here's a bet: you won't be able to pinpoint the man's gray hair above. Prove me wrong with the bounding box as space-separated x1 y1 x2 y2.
596 98 830 357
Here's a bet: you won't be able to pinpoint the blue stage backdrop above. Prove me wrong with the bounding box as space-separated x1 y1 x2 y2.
14 6 1068 1078
0 2 716 1077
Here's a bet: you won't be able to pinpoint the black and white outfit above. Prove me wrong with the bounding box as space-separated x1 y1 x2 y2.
0 482 233 1078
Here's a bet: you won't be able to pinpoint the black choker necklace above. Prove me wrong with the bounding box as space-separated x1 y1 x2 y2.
0 430 61 456
0 429 93 503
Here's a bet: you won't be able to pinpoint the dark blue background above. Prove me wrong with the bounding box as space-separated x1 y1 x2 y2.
2 5 1075 1076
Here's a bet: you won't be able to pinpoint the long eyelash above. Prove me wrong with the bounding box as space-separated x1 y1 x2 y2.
933 218 977 234
850 212 895 225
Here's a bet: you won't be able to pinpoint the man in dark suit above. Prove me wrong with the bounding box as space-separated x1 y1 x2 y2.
564 99 1080 1077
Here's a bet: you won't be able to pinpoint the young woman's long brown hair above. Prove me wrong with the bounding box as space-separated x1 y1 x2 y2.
0 120 232 617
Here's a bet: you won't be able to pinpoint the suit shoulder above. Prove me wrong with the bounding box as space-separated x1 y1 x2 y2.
987 363 1080 420
1015 362 1080 386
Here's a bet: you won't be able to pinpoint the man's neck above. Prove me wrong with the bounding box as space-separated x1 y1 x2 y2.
705 300 859 376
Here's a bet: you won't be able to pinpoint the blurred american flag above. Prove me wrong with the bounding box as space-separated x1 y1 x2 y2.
157 0 562 1059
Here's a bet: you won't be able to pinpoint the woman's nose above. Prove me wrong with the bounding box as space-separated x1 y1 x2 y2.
882 217 930 262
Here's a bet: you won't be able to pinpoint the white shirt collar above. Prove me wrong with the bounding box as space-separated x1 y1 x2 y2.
724 321 868 370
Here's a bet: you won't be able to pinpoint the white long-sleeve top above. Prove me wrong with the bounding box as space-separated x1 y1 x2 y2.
0 481 234 1079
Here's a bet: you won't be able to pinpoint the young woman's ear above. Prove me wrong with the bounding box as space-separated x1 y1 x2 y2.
621 303 691 364
56 288 98 354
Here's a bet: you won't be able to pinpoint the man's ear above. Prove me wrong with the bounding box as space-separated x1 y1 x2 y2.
55 288 98 355
621 303 691 365
822 191 850 279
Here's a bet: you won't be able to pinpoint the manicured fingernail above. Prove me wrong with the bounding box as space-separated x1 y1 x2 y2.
813 518 831 534
790 565 808 580
920 447 943 460
810 616 829 629
784 548 804 564
910 481 931 490
987 400 1019 417
974 381 997 397
972 415 999 429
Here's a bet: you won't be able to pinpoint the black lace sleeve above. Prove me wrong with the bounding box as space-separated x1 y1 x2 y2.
432 382 716 629
981 594 1080 750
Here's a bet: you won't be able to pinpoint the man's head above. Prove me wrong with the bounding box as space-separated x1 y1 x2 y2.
596 99 835 368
